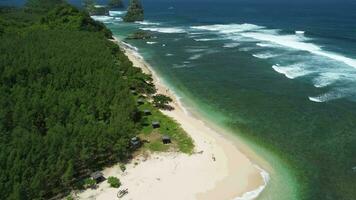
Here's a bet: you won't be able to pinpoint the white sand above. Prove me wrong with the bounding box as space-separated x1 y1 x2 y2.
75 38 267 200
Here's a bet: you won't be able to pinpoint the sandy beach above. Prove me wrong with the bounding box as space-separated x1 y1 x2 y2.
75 38 267 200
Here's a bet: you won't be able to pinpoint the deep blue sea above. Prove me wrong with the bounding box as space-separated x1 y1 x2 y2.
2 0 356 199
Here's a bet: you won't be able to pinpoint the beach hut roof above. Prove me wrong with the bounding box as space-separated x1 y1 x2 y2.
152 121 160 125
90 171 104 179
162 135 170 140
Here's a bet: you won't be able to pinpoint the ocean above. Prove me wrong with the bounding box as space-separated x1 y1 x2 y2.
3 0 356 199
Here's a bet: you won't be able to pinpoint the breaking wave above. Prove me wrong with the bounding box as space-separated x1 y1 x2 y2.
223 43 240 48
136 21 161 26
108 10 126 16
141 27 186 33
234 165 270 200
272 64 312 79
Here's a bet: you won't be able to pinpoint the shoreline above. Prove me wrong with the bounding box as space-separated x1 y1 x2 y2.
76 37 269 200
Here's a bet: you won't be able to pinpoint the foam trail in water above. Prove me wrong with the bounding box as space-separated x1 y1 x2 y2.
240 32 356 69
272 64 312 79
308 91 346 103
109 10 126 16
224 43 240 48
312 73 340 88
234 165 270 200
91 15 114 22
189 54 203 60
253 52 279 59
141 27 186 33
194 38 222 42
136 21 161 25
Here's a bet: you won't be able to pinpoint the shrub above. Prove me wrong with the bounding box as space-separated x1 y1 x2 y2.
107 177 121 188
120 164 126 172
83 178 96 188
153 94 173 110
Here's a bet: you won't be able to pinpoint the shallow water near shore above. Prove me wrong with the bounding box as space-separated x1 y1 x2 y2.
94 1 356 199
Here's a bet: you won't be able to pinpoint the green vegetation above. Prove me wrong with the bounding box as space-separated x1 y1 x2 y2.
83 178 96 189
126 30 152 40
123 0 144 22
26 0 65 12
137 98 194 154
153 94 173 110
119 163 126 172
82 0 109 15
108 0 124 9
0 1 193 199
107 177 121 188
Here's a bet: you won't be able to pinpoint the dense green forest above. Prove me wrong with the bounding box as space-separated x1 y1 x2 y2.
0 1 170 199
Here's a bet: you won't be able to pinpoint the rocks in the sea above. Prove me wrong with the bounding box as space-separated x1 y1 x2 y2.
123 0 144 22
108 0 124 9
126 31 152 40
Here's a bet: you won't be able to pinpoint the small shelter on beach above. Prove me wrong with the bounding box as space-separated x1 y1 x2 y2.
162 135 171 144
152 121 160 128
143 109 151 115
90 171 105 183
137 99 145 105
130 137 141 148
131 89 137 95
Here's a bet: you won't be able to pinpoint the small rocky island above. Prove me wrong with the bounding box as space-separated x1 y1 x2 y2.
123 0 144 22
108 0 124 9
126 31 152 40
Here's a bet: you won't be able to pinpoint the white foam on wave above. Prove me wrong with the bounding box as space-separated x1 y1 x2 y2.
223 43 240 48
272 64 312 79
253 52 279 59
194 38 222 42
91 15 114 22
146 41 157 45
240 32 356 69
192 23 356 70
234 165 270 200
191 23 264 34
91 15 122 23
295 30 305 35
172 64 193 69
308 91 346 103
141 27 186 34
166 53 174 57
239 47 256 52
135 21 160 26
189 54 202 60
256 43 279 48
312 73 340 88
109 10 126 16
186 48 206 53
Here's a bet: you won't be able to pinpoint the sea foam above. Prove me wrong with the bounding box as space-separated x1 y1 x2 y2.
109 10 126 16
136 21 161 26
234 165 270 200
272 64 312 79
141 27 186 34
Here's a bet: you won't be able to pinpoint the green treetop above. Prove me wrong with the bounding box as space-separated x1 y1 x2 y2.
123 0 144 22
26 0 65 11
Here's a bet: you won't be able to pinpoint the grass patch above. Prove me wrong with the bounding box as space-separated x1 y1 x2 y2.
136 97 194 154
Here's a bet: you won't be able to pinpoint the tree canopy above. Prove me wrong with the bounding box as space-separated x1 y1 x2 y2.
0 3 153 199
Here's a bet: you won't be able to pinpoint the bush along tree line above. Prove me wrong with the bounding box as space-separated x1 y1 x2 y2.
0 0 163 199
